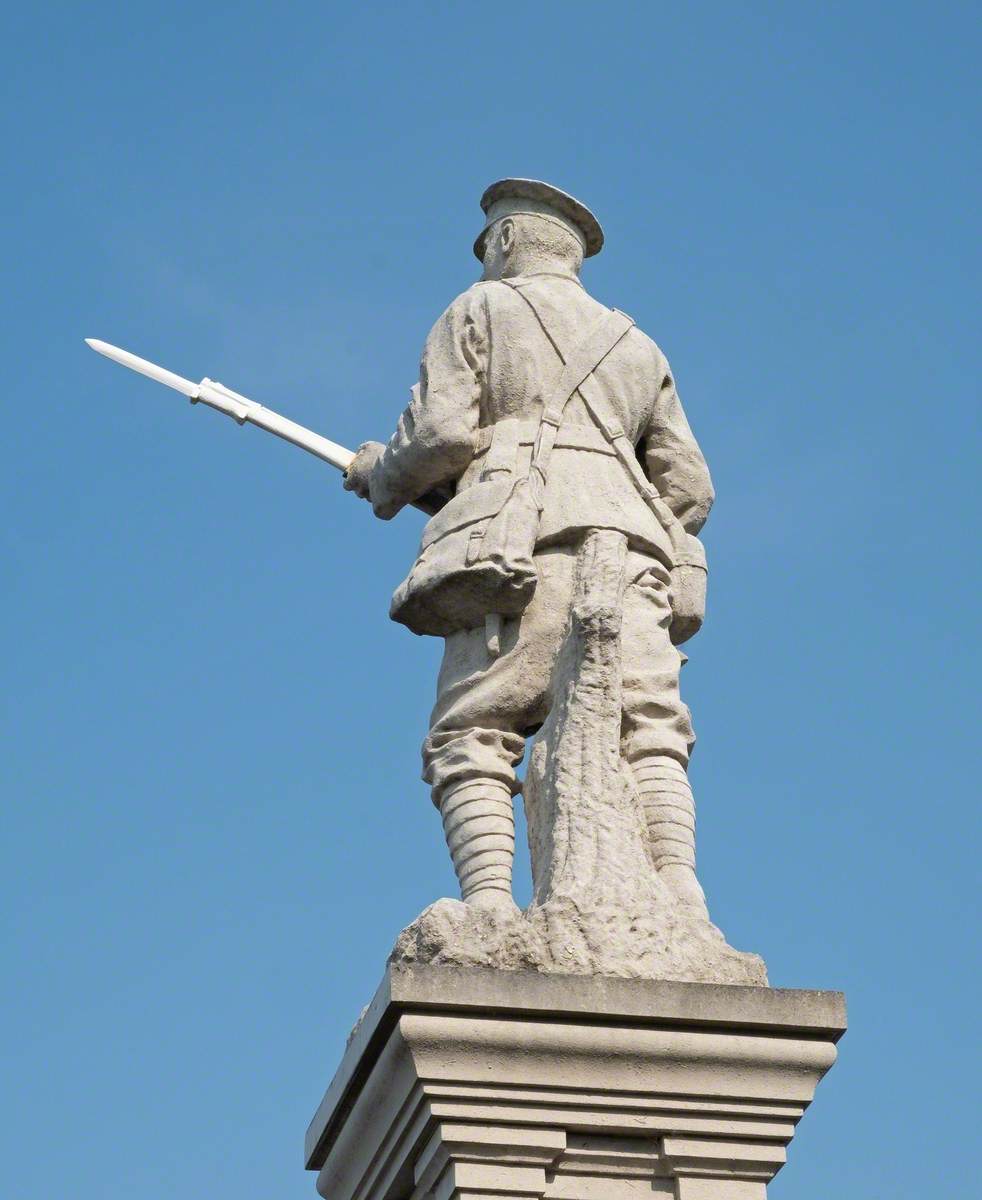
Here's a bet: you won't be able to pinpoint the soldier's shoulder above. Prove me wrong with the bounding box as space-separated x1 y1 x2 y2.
577 289 659 352
625 323 669 371
468 278 528 306
439 279 512 317
424 283 494 339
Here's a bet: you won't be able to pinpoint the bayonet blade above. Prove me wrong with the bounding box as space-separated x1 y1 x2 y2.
85 335 401 491
85 338 200 399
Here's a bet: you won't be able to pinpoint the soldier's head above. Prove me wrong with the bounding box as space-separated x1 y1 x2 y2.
474 179 603 282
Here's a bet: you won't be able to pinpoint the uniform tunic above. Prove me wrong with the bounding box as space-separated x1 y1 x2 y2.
370 272 715 805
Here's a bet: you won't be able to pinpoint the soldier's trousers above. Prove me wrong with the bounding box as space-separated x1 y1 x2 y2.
422 543 695 807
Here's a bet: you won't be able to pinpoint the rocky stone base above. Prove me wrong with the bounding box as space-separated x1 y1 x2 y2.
390 896 766 986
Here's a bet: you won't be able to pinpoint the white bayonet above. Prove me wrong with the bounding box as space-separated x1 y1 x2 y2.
85 338 355 471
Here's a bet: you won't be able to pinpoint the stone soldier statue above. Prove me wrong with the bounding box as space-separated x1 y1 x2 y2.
343 179 714 923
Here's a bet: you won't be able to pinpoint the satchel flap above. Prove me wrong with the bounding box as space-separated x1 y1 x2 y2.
419 478 515 551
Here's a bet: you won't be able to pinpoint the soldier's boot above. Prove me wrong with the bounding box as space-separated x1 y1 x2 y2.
439 779 521 916
635 756 710 920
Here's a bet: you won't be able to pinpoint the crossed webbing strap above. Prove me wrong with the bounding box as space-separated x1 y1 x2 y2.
506 285 634 507
504 279 687 556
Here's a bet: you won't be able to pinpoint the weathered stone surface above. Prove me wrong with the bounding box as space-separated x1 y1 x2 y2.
305 964 846 1200
392 530 765 986
391 896 764 986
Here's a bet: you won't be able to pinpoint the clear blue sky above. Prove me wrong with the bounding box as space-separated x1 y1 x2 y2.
2 2 978 1197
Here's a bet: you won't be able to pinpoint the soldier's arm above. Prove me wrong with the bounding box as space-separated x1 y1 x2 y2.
368 287 487 520
642 345 714 535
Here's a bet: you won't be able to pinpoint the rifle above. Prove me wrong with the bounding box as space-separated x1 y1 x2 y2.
86 340 444 514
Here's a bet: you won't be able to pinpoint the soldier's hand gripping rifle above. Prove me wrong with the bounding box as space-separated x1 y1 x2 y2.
85 339 445 515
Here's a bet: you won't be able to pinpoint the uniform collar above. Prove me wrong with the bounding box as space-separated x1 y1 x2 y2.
510 270 584 288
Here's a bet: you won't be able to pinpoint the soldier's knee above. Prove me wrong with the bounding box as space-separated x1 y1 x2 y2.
422 726 526 808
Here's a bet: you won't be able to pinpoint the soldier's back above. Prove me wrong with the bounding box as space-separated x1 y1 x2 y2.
468 274 674 563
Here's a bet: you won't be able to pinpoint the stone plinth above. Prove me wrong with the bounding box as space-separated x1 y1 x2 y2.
305 965 845 1200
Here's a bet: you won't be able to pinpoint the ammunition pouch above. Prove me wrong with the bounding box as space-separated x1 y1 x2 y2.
668 533 707 645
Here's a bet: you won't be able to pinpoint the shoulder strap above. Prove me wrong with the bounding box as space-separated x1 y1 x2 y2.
503 280 634 504
505 280 687 556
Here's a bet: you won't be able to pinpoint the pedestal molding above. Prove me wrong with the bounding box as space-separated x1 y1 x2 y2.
307 965 845 1200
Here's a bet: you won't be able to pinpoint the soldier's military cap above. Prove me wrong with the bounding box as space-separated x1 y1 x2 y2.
473 178 605 262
